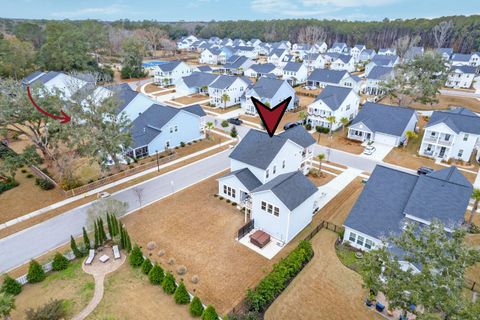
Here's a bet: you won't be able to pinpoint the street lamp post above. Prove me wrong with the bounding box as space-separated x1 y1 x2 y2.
156 150 160 172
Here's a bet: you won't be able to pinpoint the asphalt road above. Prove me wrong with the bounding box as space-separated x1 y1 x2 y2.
0 149 231 273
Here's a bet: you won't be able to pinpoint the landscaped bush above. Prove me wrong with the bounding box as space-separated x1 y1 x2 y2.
202 305 219 320
191 275 199 284
1 275 22 296
129 245 144 267
315 126 330 134
180 142 186 147
52 253 69 271
189 296 204 317
27 260 46 283
162 272 177 294
0 180 19 194
176 265 187 275
148 263 165 285
35 178 55 190
246 240 313 312
231 202 237 206
25 299 67 320
219 196 224 200
141 258 153 275
21 169 27 173
174 282 191 304
305 123 312 130
226 199 231 203
26 173 34 178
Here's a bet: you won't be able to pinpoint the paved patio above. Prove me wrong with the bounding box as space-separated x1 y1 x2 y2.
238 229 284 259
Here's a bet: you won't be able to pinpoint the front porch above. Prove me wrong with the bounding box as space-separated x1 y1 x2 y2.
420 142 451 160
348 128 372 143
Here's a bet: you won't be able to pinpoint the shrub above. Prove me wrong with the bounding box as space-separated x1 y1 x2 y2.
1 275 21 296
168 257 175 265
52 253 69 271
129 245 144 267
0 180 19 194
162 272 177 294
230 126 238 138
226 199 231 203
191 275 199 284
190 296 204 317
180 142 186 147
305 123 312 130
202 305 219 320
176 265 187 275
148 263 165 285
26 173 34 178
231 202 237 206
246 240 313 312
21 169 27 173
219 196 224 200
27 260 46 283
174 282 191 304
25 299 67 320
70 236 83 258
35 178 55 190
141 258 153 275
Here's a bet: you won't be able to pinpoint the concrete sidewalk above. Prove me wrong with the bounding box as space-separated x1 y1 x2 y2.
315 168 363 211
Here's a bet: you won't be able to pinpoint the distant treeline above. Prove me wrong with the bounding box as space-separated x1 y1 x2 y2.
1 15 479 52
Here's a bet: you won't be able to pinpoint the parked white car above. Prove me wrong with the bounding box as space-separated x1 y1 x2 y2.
363 145 376 155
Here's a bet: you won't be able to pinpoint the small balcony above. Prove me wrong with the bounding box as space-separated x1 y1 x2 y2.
423 136 453 147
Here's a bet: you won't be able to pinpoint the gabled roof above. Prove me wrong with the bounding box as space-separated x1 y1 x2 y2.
235 46 255 52
450 65 477 74
249 77 290 99
333 54 353 63
22 71 45 85
24 71 61 86
248 63 276 74
313 85 353 111
196 65 213 72
332 42 347 49
426 108 480 134
269 49 286 57
180 104 206 117
182 72 219 88
224 56 251 69
360 49 376 56
156 60 183 72
366 66 394 80
252 171 318 211
436 48 453 56
351 102 416 137
451 53 471 62
106 83 139 114
283 62 304 72
344 165 472 240
209 75 246 89
307 69 348 84
219 168 262 191
378 48 396 54
372 55 398 65
278 125 315 148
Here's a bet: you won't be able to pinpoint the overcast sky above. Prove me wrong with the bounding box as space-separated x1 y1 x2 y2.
3 0 480 21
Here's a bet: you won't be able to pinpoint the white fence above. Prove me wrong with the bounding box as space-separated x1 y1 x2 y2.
15 251 76 285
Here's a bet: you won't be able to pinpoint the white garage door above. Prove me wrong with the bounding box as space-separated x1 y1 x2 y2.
374 133 398 146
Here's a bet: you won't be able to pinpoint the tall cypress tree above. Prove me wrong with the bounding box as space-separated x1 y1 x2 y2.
107 213 113 238
113 215 119 236
126 231 132 252
82 227 90 251
94 220 99 249
120 224 125 249
70 235 82 258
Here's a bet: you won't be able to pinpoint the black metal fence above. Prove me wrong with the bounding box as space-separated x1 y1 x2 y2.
237 219 254 239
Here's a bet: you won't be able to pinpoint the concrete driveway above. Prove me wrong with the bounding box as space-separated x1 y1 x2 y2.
359 142 393 161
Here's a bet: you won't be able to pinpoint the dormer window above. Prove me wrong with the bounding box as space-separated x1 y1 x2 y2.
266 169 269 179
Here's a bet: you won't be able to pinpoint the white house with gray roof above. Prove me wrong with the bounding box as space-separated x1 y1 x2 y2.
153 60 191 86
282 62 308 85
126 104 206 159
268 49 288 66
23 71 89 100
218 128 317 244
350 44 366 63
241 77 296 116
445 66 477 89
221 55 254 75
363 66 394 95
208 75 251 108
199 47 222 65
307 85 360 131
359 49 376 63
343 165 472 262
303 53 327 71
378 48 396 56
330 53 355 72
365 55 399 75
176 72 219 95
244 63 282 78
450 53 480 67
419 108 480 162
307 69 361 92
348 102 418 147
328 42 347 54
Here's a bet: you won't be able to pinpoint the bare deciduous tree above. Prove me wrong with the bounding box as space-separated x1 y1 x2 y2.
133 187 145 207
433 20 453 48
297 26 326 46
394 34 420 59
138 26 168 56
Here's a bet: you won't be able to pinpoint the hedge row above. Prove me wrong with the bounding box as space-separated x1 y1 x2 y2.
246 240 314 313
0 180 19 194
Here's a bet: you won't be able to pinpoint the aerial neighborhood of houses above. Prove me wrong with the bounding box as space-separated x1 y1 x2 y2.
2 17 480 320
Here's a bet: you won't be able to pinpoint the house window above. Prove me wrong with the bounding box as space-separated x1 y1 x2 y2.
356 235 364 246
273 165 276 174
170 127 173 133
135 146 149 158
175 126 178 132
458 150 463 158
224 185 227 194
282 160 286 169
365 239 373 250
165 141 170 149
444 134 451 141
349 232 356 242
224 185 235 198
261 201 266 211
266 169 269 179
464 133 469 141
274 207 279 217
267 204 273 214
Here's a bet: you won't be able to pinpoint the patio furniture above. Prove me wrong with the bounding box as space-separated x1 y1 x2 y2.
113 245 121 260
375 302 385 312
85 249 95 265
99 254 110 263
249 230 271 248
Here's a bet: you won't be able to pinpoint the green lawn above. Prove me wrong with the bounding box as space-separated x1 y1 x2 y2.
335 243 363 273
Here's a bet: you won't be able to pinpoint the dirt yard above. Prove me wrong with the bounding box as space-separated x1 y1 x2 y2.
307 170 336 187
265 230 383 320
10 260 94 320
143 83 163 93
171 94 209 105
313 130 364 155
121 175 277 315
380 94 480 113
88 263 194 320
203 104 241 114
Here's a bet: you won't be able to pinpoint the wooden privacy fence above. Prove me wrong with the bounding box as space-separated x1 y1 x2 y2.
63 153 177 197
237 219 255 239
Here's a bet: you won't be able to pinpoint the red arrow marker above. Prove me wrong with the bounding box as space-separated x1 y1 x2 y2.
251 96 292 137
27 86 71 124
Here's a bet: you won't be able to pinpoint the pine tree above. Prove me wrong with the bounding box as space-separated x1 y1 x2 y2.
148 263 165 285
107 213 113 238
26 260 46 283
201 305 219 320
94 220 99 249
162 272 177 294
111 214 119 236
119 224 125 249
98 217 107 243
128 244 144 267
70 236 82 258
82 227 90 251
1 275 22 296
189 296 204 317
174 282 191 304
125 231 132 252
141 258 153 275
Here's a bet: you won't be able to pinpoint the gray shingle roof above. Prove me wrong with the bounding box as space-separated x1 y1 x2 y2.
283 62 303 72
307 69 347 84
28 71 61 85
436 48 453 56
450 65 477 74
313 85 353 110
366 66 394 80
107 83 139 114
157 60 182 72
451 53 471 62
333 54 352 64
182 72 219 88
224 56 250 70
180 104 206 117
220 168 262 191
209 75 242 89
372 55 398 65
249 63 276 74
269 49 285 57
426 108 480 134
344 165 472 240
196 65 213 72
351 102 416 137
278 125 316 148
22 71 45 85
332 42 347 49
252 171 318 211
249 77 288 99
